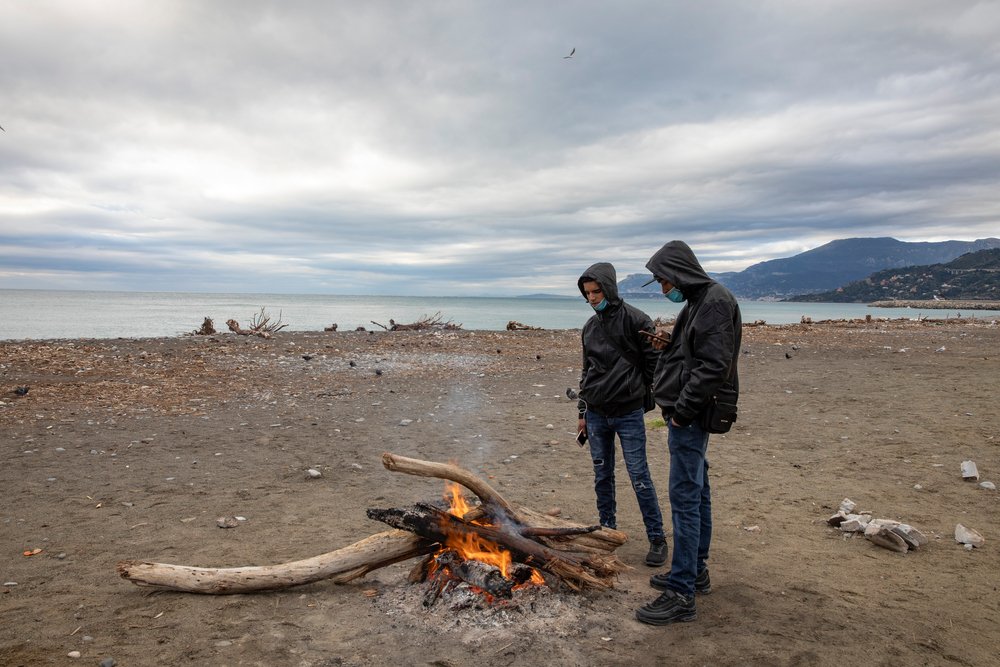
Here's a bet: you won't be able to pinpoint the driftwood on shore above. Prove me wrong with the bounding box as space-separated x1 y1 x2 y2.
117 453 627 594
506 321 543 331
226 307 289 338
370 312 463 331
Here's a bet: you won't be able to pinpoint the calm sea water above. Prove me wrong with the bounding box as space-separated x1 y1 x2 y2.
1 289 998 341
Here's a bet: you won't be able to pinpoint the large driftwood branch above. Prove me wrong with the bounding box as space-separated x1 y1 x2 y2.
117 530 433 594
117 453 627 594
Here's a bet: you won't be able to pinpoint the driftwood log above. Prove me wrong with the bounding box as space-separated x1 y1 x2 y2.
117 452 627 594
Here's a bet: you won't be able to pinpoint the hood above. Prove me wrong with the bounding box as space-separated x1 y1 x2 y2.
578 262 620 304
645 241 713 292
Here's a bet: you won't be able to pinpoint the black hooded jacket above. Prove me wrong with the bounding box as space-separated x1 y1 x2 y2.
577 262 660 417
645 241 742 426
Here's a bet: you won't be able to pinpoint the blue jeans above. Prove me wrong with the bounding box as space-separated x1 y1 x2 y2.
663 419 712 596
585 408 664 542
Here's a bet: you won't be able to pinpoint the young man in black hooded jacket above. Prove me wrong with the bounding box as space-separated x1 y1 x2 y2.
636 241 742 626
576 262 667 567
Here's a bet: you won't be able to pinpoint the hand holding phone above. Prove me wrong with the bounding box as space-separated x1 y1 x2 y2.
639 329 671 346
576 430 588 447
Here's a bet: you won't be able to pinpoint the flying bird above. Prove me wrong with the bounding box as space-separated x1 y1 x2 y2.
563 47 575 59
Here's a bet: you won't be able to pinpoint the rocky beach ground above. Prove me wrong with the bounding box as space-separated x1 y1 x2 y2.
2 318 999 666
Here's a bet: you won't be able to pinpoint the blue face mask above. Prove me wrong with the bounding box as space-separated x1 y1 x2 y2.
665 287 685 303
593 298 609 312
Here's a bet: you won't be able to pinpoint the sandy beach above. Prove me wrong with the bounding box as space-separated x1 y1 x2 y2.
2 319 998 666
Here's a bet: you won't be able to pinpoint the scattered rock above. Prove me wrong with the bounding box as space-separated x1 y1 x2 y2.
866 525 908 553
399 419 413 426
839 498 857 514
306 468 322 478
216 517 239 529
100 658 116 667
955 524 984 548
67 651 81 659
960 460 979 480
980 481 996 490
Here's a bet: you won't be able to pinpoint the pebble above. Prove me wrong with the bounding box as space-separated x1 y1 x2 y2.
306 469 322 478
545 424 554 430
67 651 81 658
980 481 996 490
100 658 116 667
399 419 413 426
3 581 17 587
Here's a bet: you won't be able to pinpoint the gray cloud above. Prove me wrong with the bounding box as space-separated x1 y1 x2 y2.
1 1 999 295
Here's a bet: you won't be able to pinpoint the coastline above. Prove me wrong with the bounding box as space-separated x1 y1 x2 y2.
2 320 999 666
868 299 1000 310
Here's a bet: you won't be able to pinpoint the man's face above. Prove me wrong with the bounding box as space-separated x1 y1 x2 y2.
655 277 675 294
582 280 604 306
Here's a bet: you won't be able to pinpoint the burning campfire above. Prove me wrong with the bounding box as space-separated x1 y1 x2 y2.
117 453 629 600
403 482 547 605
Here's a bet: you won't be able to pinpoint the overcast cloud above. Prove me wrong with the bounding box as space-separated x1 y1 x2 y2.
1 1 998 295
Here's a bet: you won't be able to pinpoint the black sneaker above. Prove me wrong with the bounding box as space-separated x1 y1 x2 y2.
645 539 668 567
649 568 711 594
636 588 696 625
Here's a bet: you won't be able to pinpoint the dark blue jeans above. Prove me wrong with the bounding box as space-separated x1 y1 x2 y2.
663 419 712 596
585 408 664 542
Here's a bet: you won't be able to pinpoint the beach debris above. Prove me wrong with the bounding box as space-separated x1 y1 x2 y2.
306 468 322 478
189 317 216 336
838 514 872 532
22 548 43 557
227 307 288 338
324 323 338 332
935 346 946 352
960 460 979 481
506 320 543 331
301 354 313 361
826 500 928 553
371 312 462 331
216 517 239 529
865 522 908 553
954 524 984 548
12 385 29 396
980 481 996 490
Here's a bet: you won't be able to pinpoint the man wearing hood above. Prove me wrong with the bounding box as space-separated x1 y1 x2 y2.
577 262 667 567
636 241 742 626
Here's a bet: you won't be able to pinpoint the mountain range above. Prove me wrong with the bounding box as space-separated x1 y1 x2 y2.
618 237 1000 300
785 248 1000 303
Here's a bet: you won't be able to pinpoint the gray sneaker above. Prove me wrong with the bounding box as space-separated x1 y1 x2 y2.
645 539 668 567
636 588 696 625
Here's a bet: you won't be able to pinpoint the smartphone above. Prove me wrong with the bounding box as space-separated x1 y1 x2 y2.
639 329 671 344
576 430 588 447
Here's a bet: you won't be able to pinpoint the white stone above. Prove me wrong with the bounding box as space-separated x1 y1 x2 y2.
838 498 857 514
955 524 985 547
961 460 979 480
68 651 81 659
891 524 929 549
306 468 322 478
979 481 995 491
839 514 872 532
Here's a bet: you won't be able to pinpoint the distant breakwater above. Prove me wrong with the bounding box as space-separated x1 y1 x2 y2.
869 299 1000 310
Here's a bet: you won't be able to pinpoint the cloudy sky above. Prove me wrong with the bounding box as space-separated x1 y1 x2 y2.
1 1 998 296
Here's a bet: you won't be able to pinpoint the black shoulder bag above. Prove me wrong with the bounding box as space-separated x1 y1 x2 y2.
685 345 738 434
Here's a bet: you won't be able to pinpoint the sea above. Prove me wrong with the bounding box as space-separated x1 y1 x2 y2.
2 289 999 341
